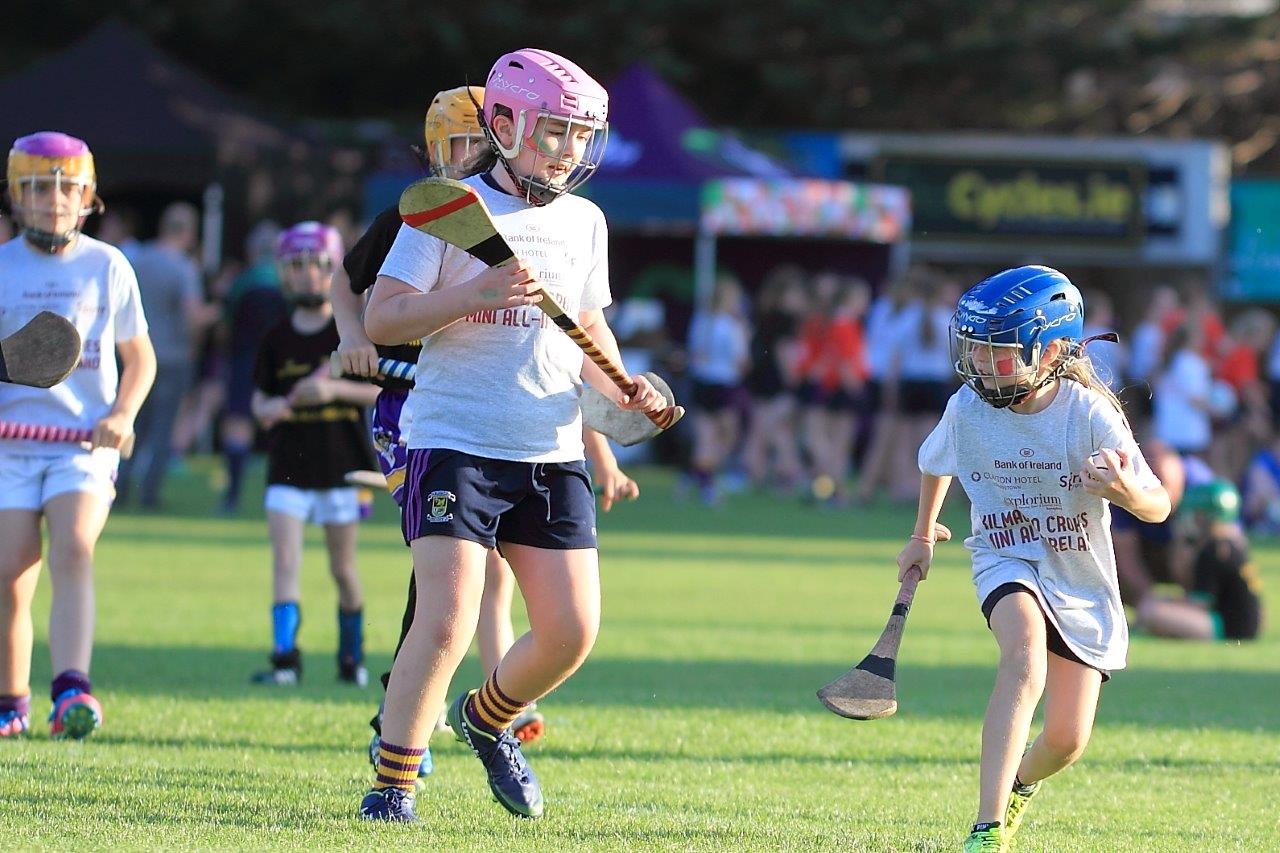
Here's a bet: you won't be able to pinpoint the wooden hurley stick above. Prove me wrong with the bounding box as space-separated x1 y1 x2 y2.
399 178 683 431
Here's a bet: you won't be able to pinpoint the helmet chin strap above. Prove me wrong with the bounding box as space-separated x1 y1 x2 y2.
22 225 77 254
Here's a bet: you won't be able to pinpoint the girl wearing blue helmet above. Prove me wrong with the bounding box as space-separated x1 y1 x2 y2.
894 266 1172 852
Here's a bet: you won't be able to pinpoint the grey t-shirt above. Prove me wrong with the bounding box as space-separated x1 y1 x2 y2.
379 176 612 462
129 242 201 367
919 381 1160 670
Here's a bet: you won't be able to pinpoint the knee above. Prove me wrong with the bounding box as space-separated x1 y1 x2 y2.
1041 721 1090 765
998 636 1048 693
46 537 94 575
538 614 599 669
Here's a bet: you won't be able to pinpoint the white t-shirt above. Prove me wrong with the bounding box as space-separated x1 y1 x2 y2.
1153 350 1211 452
687 311 748 385
379 176 612 462
864 297 908 381
0 235 148 454
894 302 954 382
919 381 1160 671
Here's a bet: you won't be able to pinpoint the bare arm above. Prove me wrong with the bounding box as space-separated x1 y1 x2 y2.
577 308 666 413
365 262 543 345
332 266 379 377
583 427 639 512
93 334 157 449
251 389 292 429
896 473 953 581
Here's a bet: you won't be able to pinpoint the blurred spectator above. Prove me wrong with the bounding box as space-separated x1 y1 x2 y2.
96 206 141 262
892 270 957 502
855 273 915 505
221 220 287 512
1241 433 1280 536
742 265 806 493
1213 309 1275 479
0 215 12 243
1081 289 1129 392
684 273 750 505
1134 479 1262 641
1126 285 1180 425
797 273 868 506
1114 437 1189 606
1152 324 1213 458
118 202 215 508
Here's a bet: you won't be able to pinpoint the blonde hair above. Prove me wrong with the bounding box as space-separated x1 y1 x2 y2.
1057 345 1130 428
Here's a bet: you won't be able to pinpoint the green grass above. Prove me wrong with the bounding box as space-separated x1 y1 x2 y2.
2 460 1278 850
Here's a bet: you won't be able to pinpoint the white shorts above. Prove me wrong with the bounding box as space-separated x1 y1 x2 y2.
0 450 119 510
264 484 361 525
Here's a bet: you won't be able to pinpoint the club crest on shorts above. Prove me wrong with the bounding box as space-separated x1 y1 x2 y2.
426 490 456 523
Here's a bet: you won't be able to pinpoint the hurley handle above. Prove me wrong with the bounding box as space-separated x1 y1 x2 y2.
0 420 135 458
329 353 417 383
536 294 681 430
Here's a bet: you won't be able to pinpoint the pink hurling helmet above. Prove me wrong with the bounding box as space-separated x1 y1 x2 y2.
275 221 343 265
481 48 609 204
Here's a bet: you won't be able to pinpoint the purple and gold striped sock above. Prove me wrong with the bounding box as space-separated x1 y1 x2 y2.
372 741 425 790
465 672 529 735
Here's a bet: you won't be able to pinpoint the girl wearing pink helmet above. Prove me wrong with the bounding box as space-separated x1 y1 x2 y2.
249 222 380 688
357 50 664 822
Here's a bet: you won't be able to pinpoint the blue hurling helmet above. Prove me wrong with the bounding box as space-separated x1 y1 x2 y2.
950 265 1085 408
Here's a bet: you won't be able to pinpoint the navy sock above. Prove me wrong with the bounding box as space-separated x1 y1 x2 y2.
272 601 301 655
224 442 250 506
51 669 91 702
0 693 30 716
338 607 363 664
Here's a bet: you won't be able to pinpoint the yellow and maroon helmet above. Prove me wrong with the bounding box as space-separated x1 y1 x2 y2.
423 86 485 179
7 131 99 252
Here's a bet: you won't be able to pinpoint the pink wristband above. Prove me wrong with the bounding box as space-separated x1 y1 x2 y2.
910 534 934 544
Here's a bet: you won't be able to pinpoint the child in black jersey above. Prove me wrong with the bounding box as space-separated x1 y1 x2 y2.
250 222 380 685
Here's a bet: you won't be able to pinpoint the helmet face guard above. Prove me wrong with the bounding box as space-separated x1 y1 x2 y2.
276 222 341 308
485 109 607 204
8 132 99 253
951 312 1080 409
424 86 486 179
278 250 335 308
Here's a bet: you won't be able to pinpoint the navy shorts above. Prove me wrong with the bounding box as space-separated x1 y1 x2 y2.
401 448 597 551
981 582 1110 682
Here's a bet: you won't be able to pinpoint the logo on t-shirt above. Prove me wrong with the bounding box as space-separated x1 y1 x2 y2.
427 490 457 523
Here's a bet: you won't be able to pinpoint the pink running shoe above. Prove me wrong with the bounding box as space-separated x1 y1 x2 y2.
0 708 29 737
49 689 102 740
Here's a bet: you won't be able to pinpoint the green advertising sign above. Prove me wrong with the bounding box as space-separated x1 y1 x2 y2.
872 156 1146 246
1224 180 1280 302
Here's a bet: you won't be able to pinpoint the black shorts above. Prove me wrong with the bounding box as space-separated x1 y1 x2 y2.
899 379 951 416
981 582 1111 682
798 381 862 413
401 448 597 551
692 381 738 413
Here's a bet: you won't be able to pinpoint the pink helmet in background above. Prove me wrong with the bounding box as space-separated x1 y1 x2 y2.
482 48 609 203
275 221 343 264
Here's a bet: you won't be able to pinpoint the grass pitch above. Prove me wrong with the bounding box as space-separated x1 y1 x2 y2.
2 461 1277 850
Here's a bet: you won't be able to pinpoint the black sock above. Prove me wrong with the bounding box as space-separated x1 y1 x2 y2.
972 821 1001 833
224 442 250 506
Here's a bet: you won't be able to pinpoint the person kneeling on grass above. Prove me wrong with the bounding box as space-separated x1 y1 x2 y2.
249 222 380 686
1135 479 1263 641
896 266 1170 853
